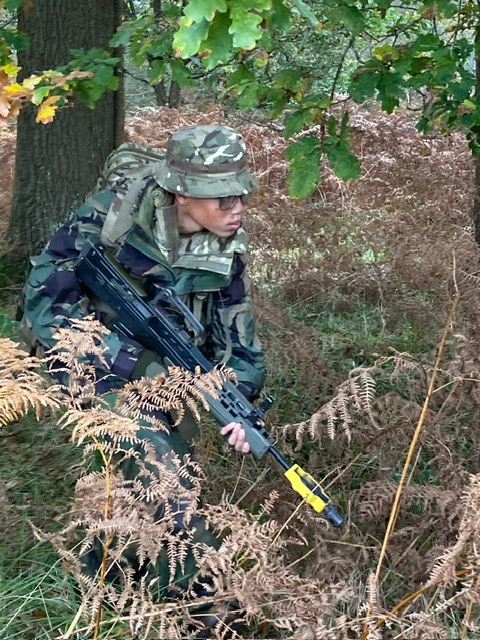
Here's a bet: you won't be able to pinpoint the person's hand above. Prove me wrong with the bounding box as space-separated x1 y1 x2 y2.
220 422 250 454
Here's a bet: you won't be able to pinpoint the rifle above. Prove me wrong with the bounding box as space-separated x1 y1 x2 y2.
75 240 344 527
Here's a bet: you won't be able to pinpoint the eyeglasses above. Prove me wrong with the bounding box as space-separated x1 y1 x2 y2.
218 194 251 210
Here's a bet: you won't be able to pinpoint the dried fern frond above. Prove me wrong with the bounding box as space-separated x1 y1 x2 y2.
0 338 44 377
47 315 111 368
280 366 379 448
0 338 61 426
59 406 142 444
0 379 60 425
427 473 480 589
194 498 352 633
115 365 235 429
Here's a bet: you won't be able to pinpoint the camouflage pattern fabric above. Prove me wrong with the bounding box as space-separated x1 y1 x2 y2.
21 124 265 600
155 124 259 198
22 184 266 397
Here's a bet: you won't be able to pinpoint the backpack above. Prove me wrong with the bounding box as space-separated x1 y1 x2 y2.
98 142 170 246
97 141 166 190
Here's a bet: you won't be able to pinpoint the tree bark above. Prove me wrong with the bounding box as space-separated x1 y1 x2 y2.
7 0 124 254
474 23 480 245
151 0 181 108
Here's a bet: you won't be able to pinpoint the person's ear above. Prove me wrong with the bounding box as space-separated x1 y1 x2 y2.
175 194 189 206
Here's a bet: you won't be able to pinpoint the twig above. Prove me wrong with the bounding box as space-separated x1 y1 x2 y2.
358 568 472 639
375 254 459 581
363 253 460 632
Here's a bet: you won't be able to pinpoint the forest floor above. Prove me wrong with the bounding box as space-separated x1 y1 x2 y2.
1 103 480 638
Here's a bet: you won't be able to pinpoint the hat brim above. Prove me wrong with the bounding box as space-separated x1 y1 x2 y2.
154 161 259 198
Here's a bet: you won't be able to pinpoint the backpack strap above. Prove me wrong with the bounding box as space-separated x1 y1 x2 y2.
101 168 158 246
99 142 167 247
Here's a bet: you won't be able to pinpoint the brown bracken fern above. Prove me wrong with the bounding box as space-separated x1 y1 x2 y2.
32 317 360 640
0 338 60 425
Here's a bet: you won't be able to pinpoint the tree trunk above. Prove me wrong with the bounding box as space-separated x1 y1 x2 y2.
474 24 480 245
7 0 124 254
168 80 181 108
151 0 181 108
475 156 480 246
153 80 168 106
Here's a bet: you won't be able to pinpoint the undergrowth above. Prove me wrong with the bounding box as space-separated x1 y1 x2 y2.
2 103 480 637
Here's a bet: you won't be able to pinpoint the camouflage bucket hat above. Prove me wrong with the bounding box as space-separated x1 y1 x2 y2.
154 124 259 198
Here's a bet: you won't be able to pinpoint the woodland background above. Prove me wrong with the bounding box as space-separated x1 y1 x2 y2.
2 1 480 639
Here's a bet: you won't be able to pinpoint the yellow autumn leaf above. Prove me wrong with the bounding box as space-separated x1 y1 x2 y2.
4 82 29 98
1 62 21 78
36 95 61 124
23 74 44 91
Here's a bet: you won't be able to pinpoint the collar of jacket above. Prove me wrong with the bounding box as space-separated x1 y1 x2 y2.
122 182 249 279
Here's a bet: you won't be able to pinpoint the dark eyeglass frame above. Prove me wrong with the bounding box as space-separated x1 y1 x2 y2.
218 194 251 210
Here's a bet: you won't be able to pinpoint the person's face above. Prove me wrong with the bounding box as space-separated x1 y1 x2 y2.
175 194 246 237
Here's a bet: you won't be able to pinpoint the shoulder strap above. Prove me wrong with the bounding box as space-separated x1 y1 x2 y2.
99 142 169 247
100 175 152 246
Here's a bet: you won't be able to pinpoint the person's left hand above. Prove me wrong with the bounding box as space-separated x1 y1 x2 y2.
220 422 250 454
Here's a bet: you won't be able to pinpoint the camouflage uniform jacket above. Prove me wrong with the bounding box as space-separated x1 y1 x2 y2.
23 175 266 399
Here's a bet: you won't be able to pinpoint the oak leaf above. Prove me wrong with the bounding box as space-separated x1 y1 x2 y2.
36 95 61 124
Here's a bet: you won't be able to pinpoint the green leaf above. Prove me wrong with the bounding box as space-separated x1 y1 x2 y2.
269 91 288 119
141 33 172 59
285 136 322 198
326 114 336 137
301 93 331 109
237 81 262 108
90 63 117 86
372 44 400 62
228 64 255 88
349 67 379 103
173 17 210 58
323 113 361 181
229 9 263 50
408 56 430 75
454 37 473 62
5 0 22 10
328 5 365 35
0 313 18 339
324 136 361 181
409 33 441 54
148 59 167 84
183 0 227 23
170 59 195 87
377 69 405 113
32 85 51 105
448 78 473 102
273 67 304 90
292 0 321 27
74 82 96 109
1 28 29 52
199 11 233 68
110 22 136 48
269 0 292 31
433 61 457 85
283 108 313 138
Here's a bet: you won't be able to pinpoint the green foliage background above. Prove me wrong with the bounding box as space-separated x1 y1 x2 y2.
4 0 480 195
